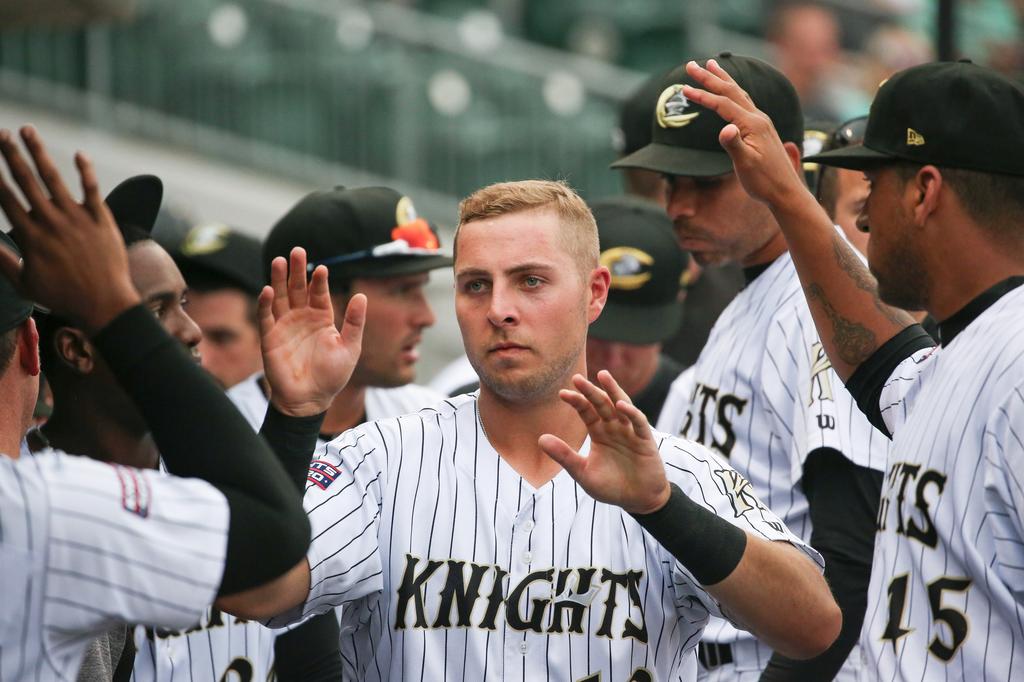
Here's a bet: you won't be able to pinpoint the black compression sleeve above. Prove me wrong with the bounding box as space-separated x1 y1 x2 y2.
273 613 343 681
91 305 310 595
631 483 747 585
844 325 935 437
760 448 882 681
259 404 325 492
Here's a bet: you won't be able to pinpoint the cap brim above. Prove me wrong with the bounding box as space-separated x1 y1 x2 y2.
611 142 734 177
589 301 682 345
332 254 454 280
804 143 896 171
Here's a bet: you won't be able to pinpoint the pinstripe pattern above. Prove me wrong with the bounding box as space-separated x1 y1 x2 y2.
266 394 820 681
862 286 1024 681
0 450 227 682
128 375 443 682
655 253 888 672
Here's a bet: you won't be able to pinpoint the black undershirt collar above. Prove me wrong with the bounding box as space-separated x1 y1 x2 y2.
742 260 775 287
937 276 1024 347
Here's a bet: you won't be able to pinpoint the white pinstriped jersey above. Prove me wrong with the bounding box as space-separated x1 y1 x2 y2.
860 285 1024 681
129 374 444 682
266 393 822 681
656 252 888 668
0 449 228 682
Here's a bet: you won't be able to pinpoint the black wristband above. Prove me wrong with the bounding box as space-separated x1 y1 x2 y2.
260 404 326 492
630 483 747 586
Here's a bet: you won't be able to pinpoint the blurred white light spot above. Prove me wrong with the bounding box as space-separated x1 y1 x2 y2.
543 71 585 117
458 10 504 53
336 7 375 52
567 16 621 62
428 70 472 117
208 4 248 49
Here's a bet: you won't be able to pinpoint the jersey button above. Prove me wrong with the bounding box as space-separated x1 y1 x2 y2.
523 520 535 532
519 641 528 654
522 551 533 563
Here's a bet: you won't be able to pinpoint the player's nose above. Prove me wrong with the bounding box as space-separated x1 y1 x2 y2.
665 177 698 220
486 282 519 327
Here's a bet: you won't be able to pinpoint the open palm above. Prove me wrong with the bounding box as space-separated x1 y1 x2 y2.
539 371 671 515
258 247 365 417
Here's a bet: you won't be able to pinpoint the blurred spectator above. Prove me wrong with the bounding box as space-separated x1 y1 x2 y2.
768 2 847 120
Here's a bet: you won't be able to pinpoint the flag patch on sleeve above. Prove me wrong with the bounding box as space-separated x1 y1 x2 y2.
111 464 152 518
307 459 341 490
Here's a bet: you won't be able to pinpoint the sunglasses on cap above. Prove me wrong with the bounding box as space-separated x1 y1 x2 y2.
825 115 868 152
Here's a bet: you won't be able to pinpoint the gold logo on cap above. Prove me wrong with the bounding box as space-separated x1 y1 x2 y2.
600 246 653 290
906 128 925 146
395 196 418 226
656 85 700 129
181 223 231 256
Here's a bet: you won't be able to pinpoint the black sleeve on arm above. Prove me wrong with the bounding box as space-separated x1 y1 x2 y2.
259 405 343 682
760 447 883 682
259 404 325 491
844 325 935 437
631 483 747 586
91 305 311 596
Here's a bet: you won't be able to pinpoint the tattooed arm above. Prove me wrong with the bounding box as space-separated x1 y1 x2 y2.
680 59 915 380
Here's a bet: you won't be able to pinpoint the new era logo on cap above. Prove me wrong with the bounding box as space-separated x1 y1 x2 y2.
906 129 925 146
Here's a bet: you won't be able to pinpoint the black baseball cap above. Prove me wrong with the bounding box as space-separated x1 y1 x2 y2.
169 223 264 296
612 52 803 177
106 174 163 236
589 197 688 345
264 186 452 283
0 231 32 333
806 60 1024 176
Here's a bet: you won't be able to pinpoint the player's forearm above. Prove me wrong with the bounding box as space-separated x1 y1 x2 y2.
92 305 311 593
710 537 842 660
770 190 915 381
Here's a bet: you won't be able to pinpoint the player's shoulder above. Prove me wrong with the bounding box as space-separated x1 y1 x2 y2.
226 372 269 429
366 382 446 419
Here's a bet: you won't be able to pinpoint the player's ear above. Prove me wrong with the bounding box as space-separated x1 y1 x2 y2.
53 326 96 375
586 265 611 324
16 317 41 377
781 141 803 178
911 165 943 226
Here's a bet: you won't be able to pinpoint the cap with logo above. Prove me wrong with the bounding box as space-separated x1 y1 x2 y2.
168 224 264 296
611 52 804 177
589 197 688 345
805 60 1024 175
802 119 838 194
264 187 452 284
0 231 33 334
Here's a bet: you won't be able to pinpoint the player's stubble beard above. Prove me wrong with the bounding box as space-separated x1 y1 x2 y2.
869 213 931 313
473 341 582 405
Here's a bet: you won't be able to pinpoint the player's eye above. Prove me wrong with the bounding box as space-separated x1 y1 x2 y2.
463 280 489 294
523 275 543 288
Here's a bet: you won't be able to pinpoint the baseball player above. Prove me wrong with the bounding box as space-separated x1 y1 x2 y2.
586 196 688 425
229 186 446 443
683 57 1024 680
0 127 343 679
165 223 266 389
249 178 842 681
613 54 889 680
27 171 346 679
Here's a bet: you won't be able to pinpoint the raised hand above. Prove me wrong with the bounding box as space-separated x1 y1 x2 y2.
0 126 138 332
258 247 365 417
681 59 806 207
539 370 671 515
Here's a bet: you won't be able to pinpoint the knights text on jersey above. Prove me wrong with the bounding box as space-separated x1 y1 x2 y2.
0 450 228 681
267 393 822 681
655 253 888 660
861 285 1024 680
